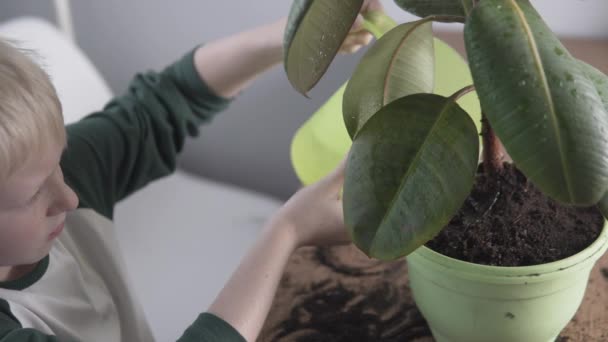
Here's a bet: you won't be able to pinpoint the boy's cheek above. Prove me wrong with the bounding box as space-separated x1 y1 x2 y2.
0 213 50 256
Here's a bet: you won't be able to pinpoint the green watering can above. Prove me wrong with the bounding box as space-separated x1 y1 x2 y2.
291 32 481 185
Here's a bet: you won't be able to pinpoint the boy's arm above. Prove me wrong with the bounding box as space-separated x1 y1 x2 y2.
178 159 349 342
193 18 285 98
60 18 287 218
0 329 67 342
176 222 294 342
0 306 73 341
60 48 230 219
193 12 375 99
60 10 376 218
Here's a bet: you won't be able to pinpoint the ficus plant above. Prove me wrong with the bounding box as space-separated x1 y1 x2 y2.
284 0 608 260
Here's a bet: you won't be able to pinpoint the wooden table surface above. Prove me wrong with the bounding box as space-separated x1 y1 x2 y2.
259 244 608 342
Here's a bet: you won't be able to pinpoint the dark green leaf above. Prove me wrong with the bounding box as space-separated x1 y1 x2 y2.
599 196 608 220
283 0 313 62
581 61 608 217
465 0 608 205
284 0 363 95
343 20 434 139
344 94 479 260
394 0 467 17
579 60 608 109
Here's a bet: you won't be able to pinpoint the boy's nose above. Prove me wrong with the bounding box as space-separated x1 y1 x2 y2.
48 181 79 216
61 183 79 211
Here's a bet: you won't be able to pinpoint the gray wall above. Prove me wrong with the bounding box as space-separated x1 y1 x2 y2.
2 0 608 199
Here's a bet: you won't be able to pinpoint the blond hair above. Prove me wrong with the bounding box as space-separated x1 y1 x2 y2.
0 38 65 181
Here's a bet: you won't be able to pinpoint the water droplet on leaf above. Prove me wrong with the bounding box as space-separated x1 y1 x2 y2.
554 47 564 56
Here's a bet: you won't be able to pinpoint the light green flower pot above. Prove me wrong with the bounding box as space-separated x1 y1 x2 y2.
406 220 608 342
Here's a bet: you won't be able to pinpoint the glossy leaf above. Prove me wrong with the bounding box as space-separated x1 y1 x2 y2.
284 0 363 95
581 61 608 217
343 20 434 138
465 0 608 205
344 94 479 260
600 196 608 221
579 61 608 109
394 0 468 17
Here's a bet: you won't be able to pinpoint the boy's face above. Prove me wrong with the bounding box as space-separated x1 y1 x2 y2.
0 141 79 266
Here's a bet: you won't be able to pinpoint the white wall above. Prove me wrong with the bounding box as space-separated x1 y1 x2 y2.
386 0 608 38
1 0 607 199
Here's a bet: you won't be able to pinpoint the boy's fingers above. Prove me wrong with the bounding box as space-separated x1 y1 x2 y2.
344 31 373 46
351 14 365 32
340 31 373 54
340 44 362 54
331 201 351 243
358 32 374 45
363 0 384 12
321 155 348 192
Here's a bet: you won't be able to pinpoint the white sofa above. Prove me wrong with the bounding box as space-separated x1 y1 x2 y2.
0 17 282 341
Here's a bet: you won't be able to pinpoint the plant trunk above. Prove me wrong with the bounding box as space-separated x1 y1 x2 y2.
481 114 506 175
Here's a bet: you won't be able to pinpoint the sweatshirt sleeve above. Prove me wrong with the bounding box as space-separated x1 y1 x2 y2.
0 329 69 342
177 313 246 342
0 301 75 342
61 47 232 219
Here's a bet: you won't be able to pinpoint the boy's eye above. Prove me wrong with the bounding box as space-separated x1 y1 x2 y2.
26 188 43 205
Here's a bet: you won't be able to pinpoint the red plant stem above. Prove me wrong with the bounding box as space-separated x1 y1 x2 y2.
481 114 505 174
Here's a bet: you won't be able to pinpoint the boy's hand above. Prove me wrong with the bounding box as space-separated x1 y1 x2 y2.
339 0 384 54
268 158 350 248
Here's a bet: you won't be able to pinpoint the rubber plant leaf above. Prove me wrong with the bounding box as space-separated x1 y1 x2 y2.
465 0 608 205
394 0 468 17
343 19 434 139
344 93 479 260
284 0 363 95
581 62 608 217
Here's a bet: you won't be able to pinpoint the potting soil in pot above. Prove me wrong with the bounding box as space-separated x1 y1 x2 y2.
427 163 604 266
